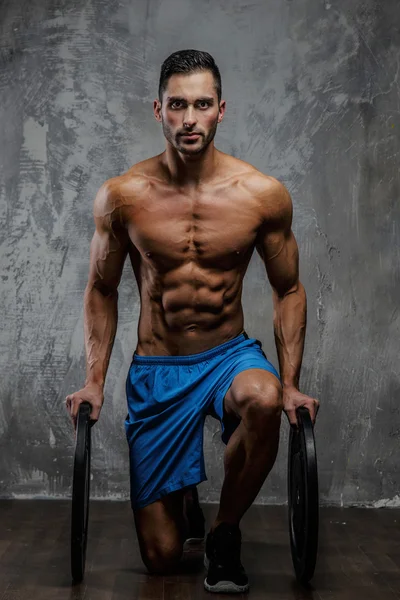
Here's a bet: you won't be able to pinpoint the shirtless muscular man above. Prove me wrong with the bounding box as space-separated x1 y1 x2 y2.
66 49 319 594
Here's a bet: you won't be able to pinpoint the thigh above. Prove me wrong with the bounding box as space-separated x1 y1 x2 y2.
133 489 186 560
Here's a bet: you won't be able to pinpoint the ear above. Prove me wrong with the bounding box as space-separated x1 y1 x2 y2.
153 99 162 122
218 100 226 123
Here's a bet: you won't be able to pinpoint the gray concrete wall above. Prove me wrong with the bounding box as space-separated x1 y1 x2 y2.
0 0 399 507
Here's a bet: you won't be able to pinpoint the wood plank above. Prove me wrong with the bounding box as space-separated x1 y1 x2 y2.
1 501 400 600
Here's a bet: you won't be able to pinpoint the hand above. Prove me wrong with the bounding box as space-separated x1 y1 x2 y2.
282 385 319 427
65 383 104 430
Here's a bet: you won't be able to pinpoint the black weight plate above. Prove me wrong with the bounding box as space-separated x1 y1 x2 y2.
288 406 319 584
71 402 92 583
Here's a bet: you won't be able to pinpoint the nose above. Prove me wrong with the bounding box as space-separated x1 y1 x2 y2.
183 106 197 129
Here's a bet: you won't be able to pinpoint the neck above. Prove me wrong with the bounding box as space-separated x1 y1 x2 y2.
162 142 220 188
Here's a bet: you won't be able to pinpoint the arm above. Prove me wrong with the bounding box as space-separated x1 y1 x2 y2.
255 179 318 424
84 181 130 391
66 181 131 427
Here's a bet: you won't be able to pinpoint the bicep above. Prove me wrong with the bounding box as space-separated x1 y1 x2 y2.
255 181 299 297
257 228 299 297
87 185 130 295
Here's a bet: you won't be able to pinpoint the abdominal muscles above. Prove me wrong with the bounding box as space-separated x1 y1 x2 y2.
142 261 243 333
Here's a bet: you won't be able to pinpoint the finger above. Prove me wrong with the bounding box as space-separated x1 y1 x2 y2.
65 398 73 418
313 400 320 423
308 400 318 424
70 397 81 422
67 407 77 431
285 408 298 427
90 405 101 421
303 402 314 423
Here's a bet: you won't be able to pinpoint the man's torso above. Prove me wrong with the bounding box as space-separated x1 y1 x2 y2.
110 150 273 356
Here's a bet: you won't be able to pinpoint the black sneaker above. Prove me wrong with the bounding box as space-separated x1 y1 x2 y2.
204 522 249 593
183 486 205 543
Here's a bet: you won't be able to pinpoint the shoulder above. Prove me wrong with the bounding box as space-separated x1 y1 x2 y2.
240 170 292 226
219 154 292 225
222 154 291 207
93 171 150 225
240 170 291 209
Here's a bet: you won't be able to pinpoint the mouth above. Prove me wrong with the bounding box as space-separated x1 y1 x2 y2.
181 133 201 139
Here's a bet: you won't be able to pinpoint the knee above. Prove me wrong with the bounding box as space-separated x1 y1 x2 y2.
142 538 184 575
236 379 283 428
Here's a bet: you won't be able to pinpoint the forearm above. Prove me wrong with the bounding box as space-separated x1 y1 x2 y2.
272 281 307 389
83 286 118 389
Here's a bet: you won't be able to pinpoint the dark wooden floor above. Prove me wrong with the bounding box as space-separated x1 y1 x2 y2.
1 500 400 599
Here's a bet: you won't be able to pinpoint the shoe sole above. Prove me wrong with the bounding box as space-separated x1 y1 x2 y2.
203 554 250 593
184 536 204 544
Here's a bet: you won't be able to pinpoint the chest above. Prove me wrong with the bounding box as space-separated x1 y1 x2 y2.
127 193 262 269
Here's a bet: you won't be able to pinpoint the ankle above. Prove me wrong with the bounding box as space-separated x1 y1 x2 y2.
211 519 240 534
184 485 197 500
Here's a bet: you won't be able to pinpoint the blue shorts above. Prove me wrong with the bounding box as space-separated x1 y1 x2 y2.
124 331 281 511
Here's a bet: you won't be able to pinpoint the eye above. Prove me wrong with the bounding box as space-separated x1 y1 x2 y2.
171 101 182 109
198 101 209 109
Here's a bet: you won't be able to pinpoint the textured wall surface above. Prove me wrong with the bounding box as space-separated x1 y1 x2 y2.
1 0 399 506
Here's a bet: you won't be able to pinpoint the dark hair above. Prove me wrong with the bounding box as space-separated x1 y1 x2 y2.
158 49 222 104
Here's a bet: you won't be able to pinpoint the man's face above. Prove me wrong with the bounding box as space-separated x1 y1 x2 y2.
154 70 225 155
